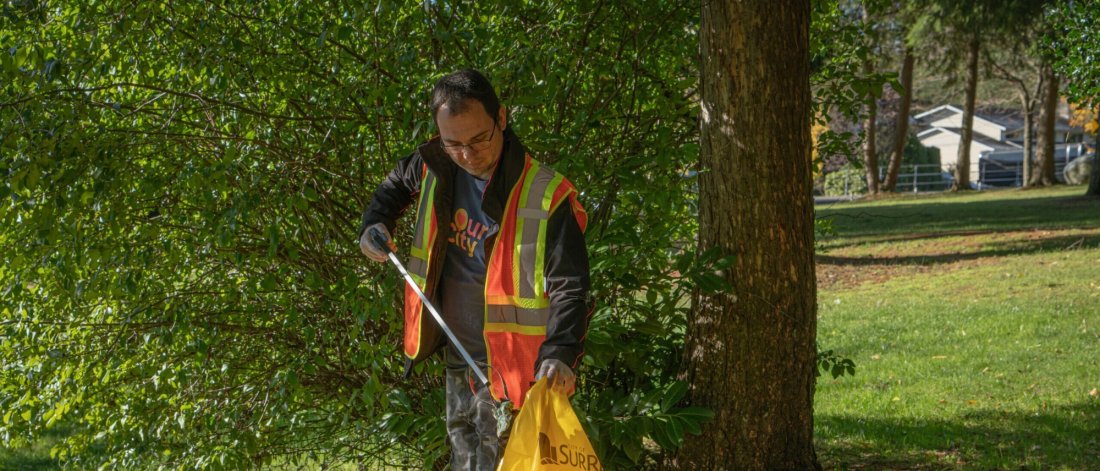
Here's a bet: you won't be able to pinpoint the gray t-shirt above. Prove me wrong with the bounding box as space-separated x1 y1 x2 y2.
439 170 499 368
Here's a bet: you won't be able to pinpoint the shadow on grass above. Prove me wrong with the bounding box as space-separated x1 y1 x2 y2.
818 195 1100 239
817 401 1100 470
817 233 1100 268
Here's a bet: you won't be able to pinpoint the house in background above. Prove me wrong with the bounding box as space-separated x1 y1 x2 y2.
912 104 1086 187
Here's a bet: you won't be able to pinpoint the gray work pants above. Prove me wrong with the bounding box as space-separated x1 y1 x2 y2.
445 367 507 471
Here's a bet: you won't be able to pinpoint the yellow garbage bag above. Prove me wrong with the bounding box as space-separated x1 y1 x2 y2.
498 379 603 471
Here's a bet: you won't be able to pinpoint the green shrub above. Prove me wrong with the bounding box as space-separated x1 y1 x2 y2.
824 166 868 196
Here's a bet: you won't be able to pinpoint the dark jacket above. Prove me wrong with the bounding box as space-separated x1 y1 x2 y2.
357 128 592 374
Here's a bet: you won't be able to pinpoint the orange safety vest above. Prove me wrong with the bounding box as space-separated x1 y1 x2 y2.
402 155 587 407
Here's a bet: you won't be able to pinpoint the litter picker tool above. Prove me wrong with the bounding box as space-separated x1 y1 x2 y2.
369 227 490 388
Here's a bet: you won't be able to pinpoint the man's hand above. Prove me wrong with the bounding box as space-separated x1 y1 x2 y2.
536 359 575 394
359 223 396 262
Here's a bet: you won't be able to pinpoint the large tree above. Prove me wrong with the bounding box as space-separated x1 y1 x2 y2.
676 0 819 469
1046 0 1099 195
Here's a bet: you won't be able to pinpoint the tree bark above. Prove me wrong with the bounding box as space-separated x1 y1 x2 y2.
954 36 980 191
984 48 1039 189
863 91 879 195
1022 101 1034 187
675 0 820 469
884 49 914 192
1032 63 1059 186
862 5 879 195
1088 128 1100 196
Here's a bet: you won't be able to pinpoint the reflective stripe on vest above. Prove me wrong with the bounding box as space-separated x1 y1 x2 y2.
403 165 437 360
484 157 583 407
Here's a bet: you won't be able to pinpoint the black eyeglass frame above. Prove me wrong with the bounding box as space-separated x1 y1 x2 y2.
439 122 498 155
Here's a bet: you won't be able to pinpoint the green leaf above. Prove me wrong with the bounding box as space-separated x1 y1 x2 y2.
675 406 715 422
650 417 677 450
15 47 28 67
661 381 689 412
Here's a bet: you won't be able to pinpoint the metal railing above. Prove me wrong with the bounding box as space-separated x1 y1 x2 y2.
888 164 953 193
830 145 1090 197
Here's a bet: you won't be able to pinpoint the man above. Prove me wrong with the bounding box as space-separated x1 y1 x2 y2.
357 69 592 470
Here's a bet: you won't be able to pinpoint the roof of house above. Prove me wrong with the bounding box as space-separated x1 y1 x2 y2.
972 132 1021 150
916 126 1022 151
917 104 1082 135
913 104 964 125
975 107 1025 131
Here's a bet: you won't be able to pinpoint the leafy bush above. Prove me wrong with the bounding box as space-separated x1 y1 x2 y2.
898 135 947 191
824 166 868 196
1 1 712 468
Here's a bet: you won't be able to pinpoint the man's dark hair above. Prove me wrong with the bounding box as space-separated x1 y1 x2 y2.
430 69 501 123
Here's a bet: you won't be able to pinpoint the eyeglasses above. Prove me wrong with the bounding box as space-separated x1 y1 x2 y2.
440 123 497 156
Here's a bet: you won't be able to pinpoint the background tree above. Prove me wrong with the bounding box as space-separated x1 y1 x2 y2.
1033 63 1060 186
982 5 1046 188
808 1 896 196
908 0 991 191
1046 0 1100 196
859 0 912 193
984 0 1061 188
883 45 913 192
908 0 1052 191
676 0 820 469
861 3 881 195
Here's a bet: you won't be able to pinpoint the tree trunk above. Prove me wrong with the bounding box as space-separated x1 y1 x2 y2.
1032 63 1059 186
954 36 980 191
884 49 914 192
863 92 879 195
1088 128 1100 196
675 1 820 469
862 5 879 195
1022 102 1033 188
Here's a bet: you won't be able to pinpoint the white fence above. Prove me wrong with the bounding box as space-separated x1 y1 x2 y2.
829 144 1091 197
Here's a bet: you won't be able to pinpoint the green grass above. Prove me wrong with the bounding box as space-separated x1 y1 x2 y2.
815 186 1100 470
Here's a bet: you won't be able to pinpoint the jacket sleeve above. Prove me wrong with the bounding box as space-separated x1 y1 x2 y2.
538 202 593 372
356 150 425 241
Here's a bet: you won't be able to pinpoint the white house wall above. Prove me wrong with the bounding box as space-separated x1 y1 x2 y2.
918 131 990 183
929 115 962 130
920 132 960 168
972 119 1005 141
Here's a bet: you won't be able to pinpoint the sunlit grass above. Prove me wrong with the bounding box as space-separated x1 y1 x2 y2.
815 186 1100 470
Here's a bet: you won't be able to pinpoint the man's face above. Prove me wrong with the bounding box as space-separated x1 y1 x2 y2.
436 99 506 180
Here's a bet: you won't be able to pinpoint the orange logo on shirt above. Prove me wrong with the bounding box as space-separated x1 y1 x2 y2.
448 208 490 257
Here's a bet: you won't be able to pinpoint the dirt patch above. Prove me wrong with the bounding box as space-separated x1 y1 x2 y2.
816 227 1100 290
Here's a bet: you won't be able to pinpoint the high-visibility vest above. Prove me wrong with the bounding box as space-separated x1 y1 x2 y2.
403 155 587 407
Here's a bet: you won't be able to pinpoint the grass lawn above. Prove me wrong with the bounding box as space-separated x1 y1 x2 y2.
815 186 1100 470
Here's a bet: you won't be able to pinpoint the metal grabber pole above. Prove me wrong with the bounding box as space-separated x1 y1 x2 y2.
368 227 490 388
369 227 516 439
